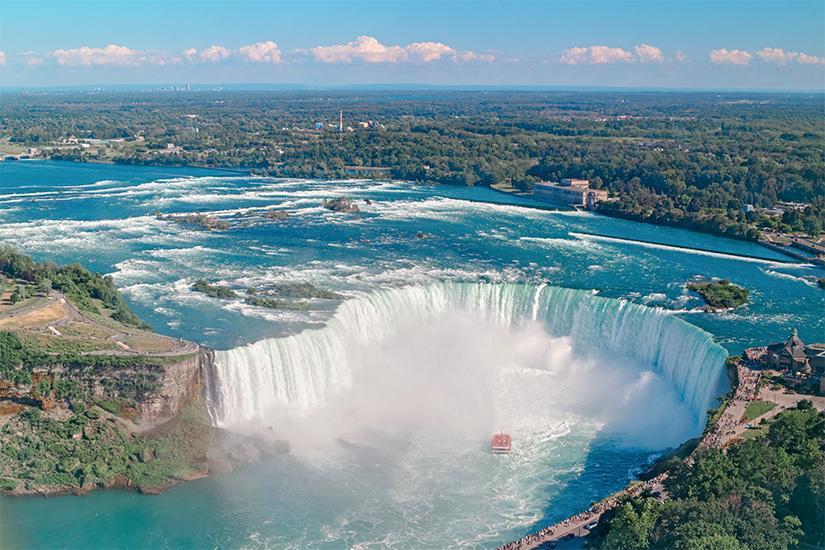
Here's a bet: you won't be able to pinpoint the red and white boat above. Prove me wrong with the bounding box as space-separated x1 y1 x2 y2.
491 432 512 454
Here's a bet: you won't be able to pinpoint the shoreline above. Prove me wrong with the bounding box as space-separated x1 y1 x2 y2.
499 359 739 550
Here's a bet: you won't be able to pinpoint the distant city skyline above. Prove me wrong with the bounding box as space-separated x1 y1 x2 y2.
1 0 824 90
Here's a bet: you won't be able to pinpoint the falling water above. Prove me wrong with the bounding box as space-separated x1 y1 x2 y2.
207 282 727 431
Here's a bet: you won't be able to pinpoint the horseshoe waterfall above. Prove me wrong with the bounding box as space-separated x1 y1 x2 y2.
205 282 727 431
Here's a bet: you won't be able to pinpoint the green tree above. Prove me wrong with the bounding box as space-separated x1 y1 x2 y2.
603 499 659 550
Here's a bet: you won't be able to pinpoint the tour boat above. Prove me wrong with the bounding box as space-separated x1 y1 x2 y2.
491 432 512 454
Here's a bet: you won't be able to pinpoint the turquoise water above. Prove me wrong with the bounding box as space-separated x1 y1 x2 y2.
0 161 822 548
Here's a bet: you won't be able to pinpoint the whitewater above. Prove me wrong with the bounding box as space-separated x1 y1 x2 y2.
208 282 726 432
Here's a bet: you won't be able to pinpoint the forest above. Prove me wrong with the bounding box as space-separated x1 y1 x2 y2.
589 402 825 550
1 90 823 239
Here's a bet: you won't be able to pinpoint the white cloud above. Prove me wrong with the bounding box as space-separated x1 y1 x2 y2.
559 47 589 65
52 44 135 67
238 41 282 64
709 48 752 65
302 35 476 64
675 51 687 62
560 45 634 65
757 47 788 64
307 36 406 63
183 48 198 62
406 41 454 62
0 51 5 66
634 44 663 63
198 45 231 63
793 52 825 65
757 47 825 66
20 51 44 67
459 50 496 62
50 44 173 67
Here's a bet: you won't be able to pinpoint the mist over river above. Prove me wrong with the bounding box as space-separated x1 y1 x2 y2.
1 161 823 548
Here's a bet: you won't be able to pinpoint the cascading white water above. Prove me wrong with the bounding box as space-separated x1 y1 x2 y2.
206 282 727 432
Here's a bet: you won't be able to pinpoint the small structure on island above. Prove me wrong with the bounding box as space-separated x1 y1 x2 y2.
491 432 512 454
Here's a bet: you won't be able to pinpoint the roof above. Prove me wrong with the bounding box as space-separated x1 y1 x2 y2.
769 329 808 360
491 433 512 450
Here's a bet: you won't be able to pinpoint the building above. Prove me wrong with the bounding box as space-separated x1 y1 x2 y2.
764 329 809 372
532 178 608 209
762 329 825 375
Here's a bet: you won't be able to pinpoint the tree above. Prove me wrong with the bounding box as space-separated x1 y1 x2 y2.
36 278 52 295
602 499 659 550
9 285 24 304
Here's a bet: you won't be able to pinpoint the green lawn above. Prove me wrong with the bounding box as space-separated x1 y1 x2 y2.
742 400 776 422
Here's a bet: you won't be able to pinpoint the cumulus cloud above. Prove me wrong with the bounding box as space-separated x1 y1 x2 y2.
0 51 5 66
406 41 455 62
198 45 231 63
675 51 687 62
757 47 825 66
560 45 634 65
20 51 44 67
302 35 479 64
709 48 752 65
238 41 282 64
459 50 496 62
793 52 825 65
50 44 174 67
634 44 663 63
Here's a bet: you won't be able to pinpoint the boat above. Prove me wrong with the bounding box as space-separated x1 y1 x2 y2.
491 432 512 454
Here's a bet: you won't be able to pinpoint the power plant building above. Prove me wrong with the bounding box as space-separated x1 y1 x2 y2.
533 179 608 209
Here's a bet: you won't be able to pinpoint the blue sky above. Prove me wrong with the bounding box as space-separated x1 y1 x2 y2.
1 0 824 90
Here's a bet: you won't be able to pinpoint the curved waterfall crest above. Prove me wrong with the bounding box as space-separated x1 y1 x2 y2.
206 282 727 428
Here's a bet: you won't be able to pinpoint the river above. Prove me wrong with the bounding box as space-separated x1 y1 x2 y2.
0 160 822 548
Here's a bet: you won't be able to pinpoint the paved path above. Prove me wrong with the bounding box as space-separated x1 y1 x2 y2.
4 288 199 359
0 294 53 321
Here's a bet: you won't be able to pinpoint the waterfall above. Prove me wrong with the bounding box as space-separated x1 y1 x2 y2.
207 282 727 430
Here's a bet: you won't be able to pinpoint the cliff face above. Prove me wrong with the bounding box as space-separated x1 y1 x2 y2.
0 346 288 496
136 349 211 424
1 348 212 427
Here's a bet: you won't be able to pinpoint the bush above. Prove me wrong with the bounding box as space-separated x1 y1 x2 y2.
97 399 121 415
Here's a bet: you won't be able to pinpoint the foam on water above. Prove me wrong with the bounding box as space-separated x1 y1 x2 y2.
209 282 726 431
201 282 726 546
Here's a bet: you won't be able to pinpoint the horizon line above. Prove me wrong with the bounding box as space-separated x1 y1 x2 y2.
2 82 824 94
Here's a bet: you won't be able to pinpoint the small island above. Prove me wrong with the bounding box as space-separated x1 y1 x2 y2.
157 213 230 231
322 197 359 213
687 279 749 310
191 279 344 310
191 279 238 299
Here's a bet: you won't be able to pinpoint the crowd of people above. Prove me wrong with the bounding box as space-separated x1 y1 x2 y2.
499 473 670 550
697 364 761 451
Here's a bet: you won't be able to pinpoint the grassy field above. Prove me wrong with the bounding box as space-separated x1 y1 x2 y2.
742 400 776 422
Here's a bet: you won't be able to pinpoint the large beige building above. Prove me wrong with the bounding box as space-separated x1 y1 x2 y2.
533 179 608 209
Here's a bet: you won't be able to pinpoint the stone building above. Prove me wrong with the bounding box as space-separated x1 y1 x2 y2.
533 179 608 209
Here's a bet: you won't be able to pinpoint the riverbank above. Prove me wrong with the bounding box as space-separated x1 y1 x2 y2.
0 249 289 496
500 358 825 549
